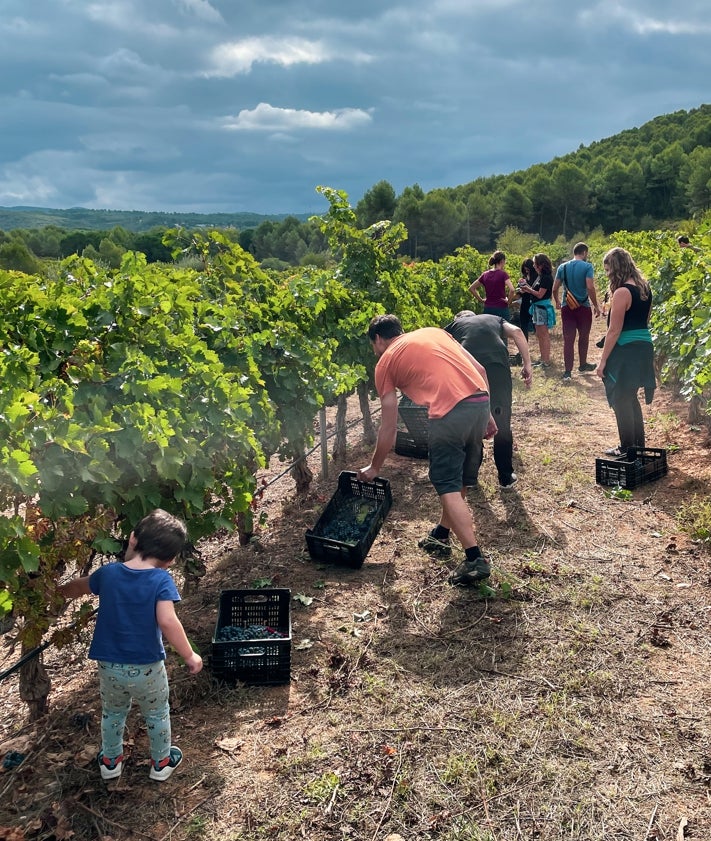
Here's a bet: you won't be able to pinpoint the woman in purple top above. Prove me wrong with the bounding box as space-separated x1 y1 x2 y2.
469 251 517 321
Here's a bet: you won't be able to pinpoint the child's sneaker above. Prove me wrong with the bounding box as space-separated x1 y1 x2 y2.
97 750 124 780
448 557 491 587
418 532 452 559
149 746 183 781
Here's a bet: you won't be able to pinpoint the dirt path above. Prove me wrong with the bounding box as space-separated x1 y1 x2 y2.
1 333 710 841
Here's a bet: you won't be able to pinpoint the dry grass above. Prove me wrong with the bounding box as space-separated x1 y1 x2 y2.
1 338 710 841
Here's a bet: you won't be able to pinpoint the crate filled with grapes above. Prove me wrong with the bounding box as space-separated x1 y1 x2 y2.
305 471 392 568
397 395 429 456
211 588 291 685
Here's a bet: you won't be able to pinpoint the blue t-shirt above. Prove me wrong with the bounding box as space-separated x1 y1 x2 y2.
88 563 180 664
556 259 593 307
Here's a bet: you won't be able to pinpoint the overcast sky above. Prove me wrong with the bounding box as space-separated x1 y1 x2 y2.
1 1 709 215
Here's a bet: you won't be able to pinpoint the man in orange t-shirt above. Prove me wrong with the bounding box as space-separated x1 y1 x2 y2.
358 314 497 587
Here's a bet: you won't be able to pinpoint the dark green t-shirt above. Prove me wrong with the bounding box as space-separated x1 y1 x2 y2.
444 313 508 369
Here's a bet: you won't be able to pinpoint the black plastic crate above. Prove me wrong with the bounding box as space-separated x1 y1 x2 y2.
398 395 429 449
305 471 392 568
394 430 428 459
595 447 668 489
211 588 291 685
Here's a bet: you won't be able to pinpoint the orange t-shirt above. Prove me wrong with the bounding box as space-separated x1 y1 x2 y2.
374 328 487 419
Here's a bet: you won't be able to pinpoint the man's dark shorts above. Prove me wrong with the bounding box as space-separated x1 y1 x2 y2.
428 399 490 495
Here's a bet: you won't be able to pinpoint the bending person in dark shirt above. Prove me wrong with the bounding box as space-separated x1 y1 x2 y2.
445 311 533 489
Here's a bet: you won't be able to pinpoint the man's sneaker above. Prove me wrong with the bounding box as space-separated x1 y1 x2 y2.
578 363 596 372
97 750 124 780
562 371 572 381
499 473 517 489
449 557 491 587
418 532 452 559
149 746 183 781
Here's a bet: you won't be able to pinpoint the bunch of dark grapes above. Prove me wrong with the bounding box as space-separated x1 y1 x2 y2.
217 624 286 641
319 498 377 544
320 520 363 545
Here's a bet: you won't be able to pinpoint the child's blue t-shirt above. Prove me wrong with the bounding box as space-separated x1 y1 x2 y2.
88 563 180 664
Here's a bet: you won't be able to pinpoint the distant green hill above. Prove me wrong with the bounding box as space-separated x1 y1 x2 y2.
0 206 312 232
3 103 710 255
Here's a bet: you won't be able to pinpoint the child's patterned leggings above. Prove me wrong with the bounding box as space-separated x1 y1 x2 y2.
98 660 171 763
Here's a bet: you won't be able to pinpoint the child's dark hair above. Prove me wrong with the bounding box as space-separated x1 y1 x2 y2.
133 509 187 562
367 314 404 341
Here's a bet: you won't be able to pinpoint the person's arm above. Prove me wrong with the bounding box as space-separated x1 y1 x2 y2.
552 276 562 309
58 577 92 600
596 287 631 378
358 389 398 481
468 278 485 305
525 283 547 300
505 278 517 305
586 274 601 317
502 323 533 388
156 600 203 674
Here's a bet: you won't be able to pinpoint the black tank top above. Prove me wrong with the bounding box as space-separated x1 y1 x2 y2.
621 283 652 332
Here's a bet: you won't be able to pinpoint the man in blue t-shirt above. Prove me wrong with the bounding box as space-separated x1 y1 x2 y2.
553 242 601 381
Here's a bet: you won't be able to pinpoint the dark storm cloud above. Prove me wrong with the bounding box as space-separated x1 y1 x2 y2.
0 0 709 213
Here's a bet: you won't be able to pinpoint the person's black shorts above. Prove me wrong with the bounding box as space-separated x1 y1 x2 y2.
428 399 490 494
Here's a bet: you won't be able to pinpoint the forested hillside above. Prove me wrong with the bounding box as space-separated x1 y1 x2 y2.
0 105 709 271
382 104 711 257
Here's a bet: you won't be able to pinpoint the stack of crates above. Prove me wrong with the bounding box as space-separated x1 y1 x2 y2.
395 395 429 458
394 430 428 458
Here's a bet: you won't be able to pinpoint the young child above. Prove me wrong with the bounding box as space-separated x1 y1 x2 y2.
59 508 203 781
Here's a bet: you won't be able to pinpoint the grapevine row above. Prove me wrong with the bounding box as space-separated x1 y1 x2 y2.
0 191 709 715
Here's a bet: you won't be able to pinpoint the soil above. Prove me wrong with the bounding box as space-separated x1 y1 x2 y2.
1 332 710 841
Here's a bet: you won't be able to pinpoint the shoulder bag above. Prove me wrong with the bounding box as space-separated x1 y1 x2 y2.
562 264 587 310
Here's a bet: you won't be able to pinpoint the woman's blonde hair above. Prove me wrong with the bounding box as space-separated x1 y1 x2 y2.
603 247 650 300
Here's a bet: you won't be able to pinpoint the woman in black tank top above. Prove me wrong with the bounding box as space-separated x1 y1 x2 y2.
596 248 656 455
